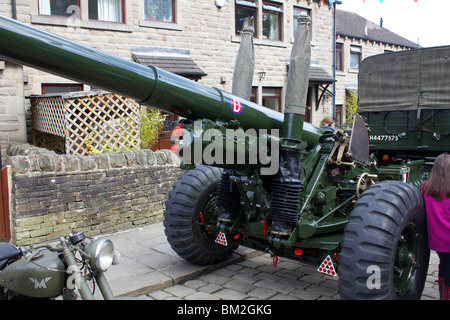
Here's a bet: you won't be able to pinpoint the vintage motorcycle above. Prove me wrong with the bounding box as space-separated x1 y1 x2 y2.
0 231 121 300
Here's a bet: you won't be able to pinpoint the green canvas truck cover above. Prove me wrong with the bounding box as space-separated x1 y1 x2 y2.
358 45 450 112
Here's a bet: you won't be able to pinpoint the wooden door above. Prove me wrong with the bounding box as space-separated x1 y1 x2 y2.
152 112 178 151
0 165 10 242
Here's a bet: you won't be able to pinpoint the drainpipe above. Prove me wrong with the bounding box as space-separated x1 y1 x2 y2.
12 0 17 20
332 1 342 123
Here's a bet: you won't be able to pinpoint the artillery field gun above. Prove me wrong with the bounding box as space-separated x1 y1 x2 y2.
1 15 449 300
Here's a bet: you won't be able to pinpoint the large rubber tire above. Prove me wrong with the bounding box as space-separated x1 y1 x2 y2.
163 165 238 265
338 180 429 300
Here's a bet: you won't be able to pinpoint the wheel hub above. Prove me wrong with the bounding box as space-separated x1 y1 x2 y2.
394 223 420 296
397 247 416 268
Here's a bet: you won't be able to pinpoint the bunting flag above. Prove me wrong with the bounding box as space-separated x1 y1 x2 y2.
325 0 419 7
362 0 418 2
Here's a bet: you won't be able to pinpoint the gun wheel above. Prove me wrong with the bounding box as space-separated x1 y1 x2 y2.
163 165 238 265
339 180 429 300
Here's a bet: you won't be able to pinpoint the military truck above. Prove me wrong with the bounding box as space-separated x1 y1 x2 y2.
338 46 450 299
358 46 450 174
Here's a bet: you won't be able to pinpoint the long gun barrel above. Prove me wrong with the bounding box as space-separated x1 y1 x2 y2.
0 15 324 160
0 16 324 174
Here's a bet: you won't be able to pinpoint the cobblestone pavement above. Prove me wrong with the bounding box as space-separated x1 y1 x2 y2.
104 223 440 301
142 251 441 301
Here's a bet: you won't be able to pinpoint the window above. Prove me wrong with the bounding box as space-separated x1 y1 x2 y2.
41 83 83 94
250 87 257 103
262 2 282 41
235 1 284 41
350 45 362 69
293 6 310 37
336 43 343 71
34 0 132 31
38 0 79 16
88 0 123 23
144 0 175 23
235 0 258 36
262 87 282 112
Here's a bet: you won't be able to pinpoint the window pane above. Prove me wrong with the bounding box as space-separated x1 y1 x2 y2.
293 7 310 36
262 87 279 96
250 87 257 103
262 87 281 111
42 84 83 94
262 2 282 12
235 6 257 35
262 97 280 111
262 12 280 40
336 43 343 71
145 0 174 22
161 111 173 131
350 45 361 53
88 0 123 22
236 0 257 8
262 2 282 41
350 45 361 68
39 0 78 16
350 53 360 69
335 104 343 126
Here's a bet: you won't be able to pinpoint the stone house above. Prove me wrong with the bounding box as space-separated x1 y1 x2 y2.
334 9 420 126
0 1 424 243
0 1 421 151
0 0 337 153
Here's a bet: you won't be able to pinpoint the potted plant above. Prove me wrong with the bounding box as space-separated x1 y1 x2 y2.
323 117 333 124
145 3 158 20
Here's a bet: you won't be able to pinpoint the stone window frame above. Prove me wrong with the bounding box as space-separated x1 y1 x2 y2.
262 1 283 41
335 42 344 72
30 0 133 33
139 0 183 31
350 44 362 70
292 5 311 40
250 86 283 112
232 0 287 48
261 86 282 112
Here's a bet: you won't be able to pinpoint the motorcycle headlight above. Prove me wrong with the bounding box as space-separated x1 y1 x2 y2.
86 239 115 272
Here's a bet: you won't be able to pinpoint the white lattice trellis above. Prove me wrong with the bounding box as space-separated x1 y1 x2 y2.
30 91 141 156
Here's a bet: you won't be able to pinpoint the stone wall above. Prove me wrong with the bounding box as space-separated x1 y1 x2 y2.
0 61 27 152
6 143 184 245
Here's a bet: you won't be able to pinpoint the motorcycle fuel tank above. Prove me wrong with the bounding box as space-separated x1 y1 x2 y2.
0 250 65 298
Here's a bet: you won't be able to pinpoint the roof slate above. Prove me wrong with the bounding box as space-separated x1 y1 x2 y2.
336 9 420 49
131 46 207 80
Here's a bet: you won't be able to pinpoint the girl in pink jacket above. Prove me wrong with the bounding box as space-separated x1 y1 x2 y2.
422 153 450 300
